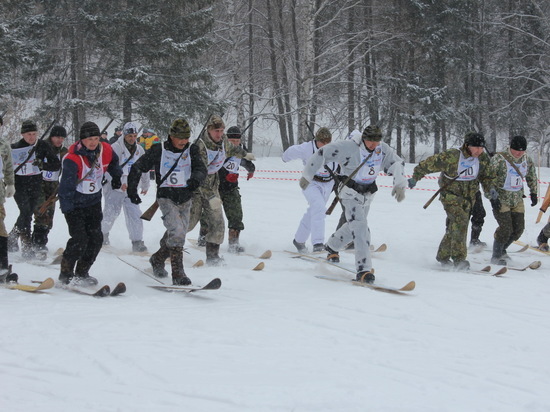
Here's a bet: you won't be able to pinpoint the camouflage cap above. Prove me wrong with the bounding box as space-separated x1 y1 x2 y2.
169 118 191 140
315 127 332 143
207 115 225 130
362 125 382 142
21 119 38 134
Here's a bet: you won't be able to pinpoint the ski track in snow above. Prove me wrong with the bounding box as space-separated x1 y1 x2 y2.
1 157 550 411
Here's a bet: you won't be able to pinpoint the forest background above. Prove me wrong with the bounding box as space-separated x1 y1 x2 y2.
1 0 549 164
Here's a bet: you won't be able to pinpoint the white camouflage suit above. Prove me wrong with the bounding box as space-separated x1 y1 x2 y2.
102 137 150 242
302 134 406 274
282 140 337 246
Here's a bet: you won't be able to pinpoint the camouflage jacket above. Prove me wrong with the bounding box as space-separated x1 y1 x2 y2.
490 147 537 207
411 146 493 202
0 139 14 204
195 131 248 195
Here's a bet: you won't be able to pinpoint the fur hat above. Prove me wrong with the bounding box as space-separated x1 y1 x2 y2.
207 115 225 130
169 118 191 140
79 121 101 139
315 127 332 143
510 135 527 151
362 125 382 142
49 125 67 138
21 120 38 134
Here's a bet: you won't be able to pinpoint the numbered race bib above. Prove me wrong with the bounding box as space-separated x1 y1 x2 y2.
76 157 104 194
12 146 41 176
42 153 61 182
455 152 480 181
354 146 383 184
503 159 527 191
206 146 226 175
223 156 242 174
159 146 191 188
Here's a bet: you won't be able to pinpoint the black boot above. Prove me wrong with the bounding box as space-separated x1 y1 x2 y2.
356 271 375 284
325 244 340 263
537 230 549 251
59 257 76 284
206 242 224 266
7 228 19 252
0 236 8 271
469 225 486 248
74 260 98 286
149 244 170 278
20 230 35 260
170 246 191 285
491 241 507 265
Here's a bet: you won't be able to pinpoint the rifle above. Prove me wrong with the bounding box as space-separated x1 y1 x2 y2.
423 169 467 209
241 117 257 135
0 110 6 125
141 115 213 221
100 119 114 135
535 184 550 223
13 118 57 174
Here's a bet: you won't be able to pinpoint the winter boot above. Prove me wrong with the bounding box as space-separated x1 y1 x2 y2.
102 233 110 246
206 242 224 266
491 241 507 265
228 229 245 253
0 264 18 284
356 271 375 284
132 240 148 253
454 260 470 271
74 260 98 286
58 257 76 285
293 239 308 254
437 258 453 268
19 230 35 260
325 244 340 263
312 243 325 253
32 225 49 252
169 246 192 286
149 250 169 278
0 236 9 271
197 226 208 247
469 225 486 248
7 228 19 253
537 230 549 251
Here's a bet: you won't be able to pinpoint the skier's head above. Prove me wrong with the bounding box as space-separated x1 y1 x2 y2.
169 118 191 150
49 125 67 148
79 121 101 151
207 115 225 143
510 135 527 151
123 122 138 136
463 132 485 158
362 125 382 142
315 127 332 144
226 126 242 140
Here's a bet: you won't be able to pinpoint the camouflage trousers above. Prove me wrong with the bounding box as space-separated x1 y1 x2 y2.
220 187 244 231
492 200 525 246
157 197 192 248
437 193 473 263
188 192 225 245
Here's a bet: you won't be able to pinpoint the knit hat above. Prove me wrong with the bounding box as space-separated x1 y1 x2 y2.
21 120 38 134
510 135 527 151
315 127 332 143
226 126 242 139
79 121 101 139
123 122 138 136
49 125 67 138
207 115 225 130
464 132 485 147
169 118 191 140
362 125 382 142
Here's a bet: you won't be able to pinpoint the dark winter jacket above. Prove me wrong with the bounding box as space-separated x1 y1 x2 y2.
218 144 255 193
11 138 61 193
127 138 207 205
58 141 122 213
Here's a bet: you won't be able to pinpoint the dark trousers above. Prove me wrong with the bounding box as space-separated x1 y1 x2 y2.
63 203 103 273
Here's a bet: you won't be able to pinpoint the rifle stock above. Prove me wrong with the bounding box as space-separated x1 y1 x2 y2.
423 169 467 210
37 192 58 216
325 195 339 215
535 184 550 223
140 200 159 221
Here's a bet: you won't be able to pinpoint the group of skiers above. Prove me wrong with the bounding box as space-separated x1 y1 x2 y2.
0 113 548 288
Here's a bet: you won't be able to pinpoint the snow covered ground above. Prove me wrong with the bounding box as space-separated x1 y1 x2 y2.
1 156 550 412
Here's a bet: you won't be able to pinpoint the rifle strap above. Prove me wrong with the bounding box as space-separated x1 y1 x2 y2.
500 152 525 180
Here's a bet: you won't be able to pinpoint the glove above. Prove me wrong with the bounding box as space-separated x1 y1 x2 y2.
392 186 406 202
186 178 200 191
530 193 538 207
247 172 254 181
5 184 15 198
408 178 417 189
225 173 238 183
32 158 44 169
244 153 256 161
299 177 310 190
128 193 142 205
111 178 122 190
489 188 501 211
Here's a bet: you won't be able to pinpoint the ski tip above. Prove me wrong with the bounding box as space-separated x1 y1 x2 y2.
192 260 204 268
400 280 416 291
252 262 265 271
55 247 64 256
111 282 127 296
374 243 387 253
493 267 507 276
203 278 222 290
480 265 491 272
529 261 542 270
259 250 272 259
50 255 63 265
94 285 111 297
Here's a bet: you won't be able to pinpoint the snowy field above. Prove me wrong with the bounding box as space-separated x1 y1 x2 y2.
1 156 550 412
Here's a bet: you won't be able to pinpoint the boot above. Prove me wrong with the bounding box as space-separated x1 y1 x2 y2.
325 244 340 263
469 225 486 248
132 240 148 253
454 260 470 271
32 225 49 252
537 230 549 251
228 229 245 253
197 226 208 247
312 243 325 253
59 257 76 284
356 271 375 284
74 260 98 286
170 246 191 286
206 242 224 266
491 241 507 265
20 230 35 260
0 236 9 271
292 239 307 253
7 228 19 252
149 244 170 278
